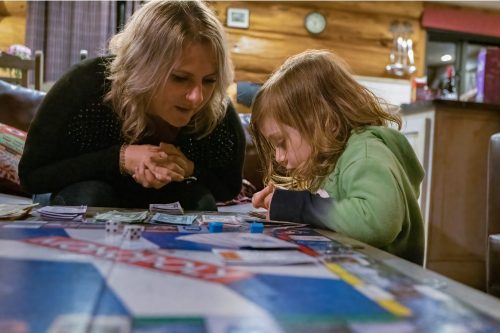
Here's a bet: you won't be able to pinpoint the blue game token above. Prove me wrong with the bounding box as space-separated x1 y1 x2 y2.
208 221 223 233
250 222 264 233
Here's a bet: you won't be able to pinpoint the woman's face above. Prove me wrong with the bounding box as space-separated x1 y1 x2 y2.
260 116 312 170
151 42 218 127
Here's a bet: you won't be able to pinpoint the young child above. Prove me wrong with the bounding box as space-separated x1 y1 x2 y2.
250 50 424 264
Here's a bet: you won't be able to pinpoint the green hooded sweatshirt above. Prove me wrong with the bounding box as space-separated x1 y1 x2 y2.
324 126 424 264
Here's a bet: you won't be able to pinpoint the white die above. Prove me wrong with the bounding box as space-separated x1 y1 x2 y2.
123 225 144 241
105 220 122 234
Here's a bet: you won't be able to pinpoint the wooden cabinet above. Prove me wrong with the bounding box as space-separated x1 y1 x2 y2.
403 100 500 290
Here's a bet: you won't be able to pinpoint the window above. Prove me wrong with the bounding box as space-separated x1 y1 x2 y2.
425 30 500 101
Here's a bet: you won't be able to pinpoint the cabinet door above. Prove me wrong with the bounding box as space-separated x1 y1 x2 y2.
427 107 500 290
402 113 433 240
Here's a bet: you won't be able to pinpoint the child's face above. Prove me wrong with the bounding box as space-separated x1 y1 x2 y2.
260 117 312 170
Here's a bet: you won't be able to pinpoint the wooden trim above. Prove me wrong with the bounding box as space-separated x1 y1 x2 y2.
34 50 43 91
0 50 44 90
0 51 35 70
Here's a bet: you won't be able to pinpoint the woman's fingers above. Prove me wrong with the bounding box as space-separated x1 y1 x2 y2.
166 155 188 171
136 160 185 186
149 162 185 180
159 143 181 156
158 143 194 177
131 144 193 188
151 152 190 176
144 169 165 189
124 144 162 174
134 164 169 189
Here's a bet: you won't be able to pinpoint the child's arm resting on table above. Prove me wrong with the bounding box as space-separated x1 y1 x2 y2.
269 189 333 229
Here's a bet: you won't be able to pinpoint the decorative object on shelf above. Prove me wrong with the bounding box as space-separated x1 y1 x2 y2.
227 8 250 29
385 20 416 76
304 11 326 35
6 44 32 79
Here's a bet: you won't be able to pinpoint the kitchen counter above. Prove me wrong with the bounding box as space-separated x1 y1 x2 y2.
401 99 500 113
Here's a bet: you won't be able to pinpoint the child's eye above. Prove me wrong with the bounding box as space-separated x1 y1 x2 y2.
275 140 285 148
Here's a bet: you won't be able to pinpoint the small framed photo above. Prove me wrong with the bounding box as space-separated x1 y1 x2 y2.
227 8 250 29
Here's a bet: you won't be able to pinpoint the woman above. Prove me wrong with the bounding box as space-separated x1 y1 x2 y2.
251 50 424 264
19 0 245 210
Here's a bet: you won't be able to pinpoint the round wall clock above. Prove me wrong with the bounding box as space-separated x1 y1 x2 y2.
304 12 326 35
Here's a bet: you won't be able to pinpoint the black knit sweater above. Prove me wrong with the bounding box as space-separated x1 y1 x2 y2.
19 57 245 202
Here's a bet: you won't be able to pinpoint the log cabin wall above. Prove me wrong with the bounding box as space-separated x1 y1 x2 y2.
209 1 425 83
0 1 27 51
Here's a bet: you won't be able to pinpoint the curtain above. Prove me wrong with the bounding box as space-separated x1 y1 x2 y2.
25 1 140 83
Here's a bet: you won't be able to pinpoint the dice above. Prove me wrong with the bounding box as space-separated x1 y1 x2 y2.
105 220 122 234
123 225 144 241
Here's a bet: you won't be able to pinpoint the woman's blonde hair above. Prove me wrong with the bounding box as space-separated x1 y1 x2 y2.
106 0 233 143
250 49 402 191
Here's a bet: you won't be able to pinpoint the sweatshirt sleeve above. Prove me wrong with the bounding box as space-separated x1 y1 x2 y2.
18 58 123 194
269 189 334 228
326 158 405 248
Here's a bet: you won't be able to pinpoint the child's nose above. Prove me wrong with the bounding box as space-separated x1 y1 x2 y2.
275 148 286 164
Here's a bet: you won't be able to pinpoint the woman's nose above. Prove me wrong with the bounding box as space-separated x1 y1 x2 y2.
186 84 203 105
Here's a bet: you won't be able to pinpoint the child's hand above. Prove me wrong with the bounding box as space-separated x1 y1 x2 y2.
252 184 275 211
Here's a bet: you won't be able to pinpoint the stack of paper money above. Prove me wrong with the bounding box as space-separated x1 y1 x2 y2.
201 215 241 225
94 210 148 223
150 213 197 225
0 203 39 220
149 202 184 215
37 205 87 221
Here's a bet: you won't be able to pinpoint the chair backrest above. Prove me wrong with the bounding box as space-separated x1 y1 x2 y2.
0 50 44 91
487 133 500 296
0 80 46 131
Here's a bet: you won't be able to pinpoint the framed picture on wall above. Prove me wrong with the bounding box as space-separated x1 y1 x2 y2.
227 8 250 29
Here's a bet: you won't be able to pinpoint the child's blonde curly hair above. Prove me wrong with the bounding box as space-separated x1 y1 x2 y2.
250 50 401 192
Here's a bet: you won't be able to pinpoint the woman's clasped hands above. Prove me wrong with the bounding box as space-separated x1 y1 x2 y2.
124 143 194 189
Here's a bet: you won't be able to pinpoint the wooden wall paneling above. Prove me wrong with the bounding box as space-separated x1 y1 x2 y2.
0 1 27 51
210 1 424 82
326 1 422 18
0 1 26 16
0 16 26 51
427 106 500 290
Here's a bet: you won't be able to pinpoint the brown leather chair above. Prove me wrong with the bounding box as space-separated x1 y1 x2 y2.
487 133 500 297
0 80 46 132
